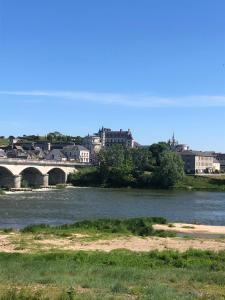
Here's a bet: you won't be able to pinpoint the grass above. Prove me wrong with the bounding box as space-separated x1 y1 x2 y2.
0 249 225 299
0 189 5 195
1 217 225 298
20 217 172 238
175 175 225 191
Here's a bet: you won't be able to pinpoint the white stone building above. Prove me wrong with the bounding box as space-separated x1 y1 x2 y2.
98 127 135 148
63 145 90 163
213 158 221 173
83 135 102 163
180 151 217 174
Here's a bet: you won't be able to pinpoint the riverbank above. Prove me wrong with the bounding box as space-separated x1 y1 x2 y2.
69 173 225 192
1 219 225 253
174 175 225 191
1 175 224 195
0 218 225 299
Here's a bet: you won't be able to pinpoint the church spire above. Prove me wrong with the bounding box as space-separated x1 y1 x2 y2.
172 132 175 144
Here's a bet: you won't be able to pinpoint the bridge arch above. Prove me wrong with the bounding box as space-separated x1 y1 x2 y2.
20 167 44 188
48 168 67 185
0 160 79 189
0 166 15 189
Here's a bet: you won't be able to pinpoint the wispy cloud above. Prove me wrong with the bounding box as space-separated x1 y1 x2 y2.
0 90 225 108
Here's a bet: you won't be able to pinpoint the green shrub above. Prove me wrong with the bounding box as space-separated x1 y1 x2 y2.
20 217 168 237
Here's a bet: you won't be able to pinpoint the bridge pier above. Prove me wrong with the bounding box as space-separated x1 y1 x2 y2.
42 174 49 187
13 175 22 189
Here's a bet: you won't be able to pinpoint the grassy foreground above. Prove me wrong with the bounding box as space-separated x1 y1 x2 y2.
0 250 225 300
0 217 225 299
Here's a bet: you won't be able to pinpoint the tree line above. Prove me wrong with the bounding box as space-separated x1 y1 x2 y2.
14 132 84 145
68 143 185 189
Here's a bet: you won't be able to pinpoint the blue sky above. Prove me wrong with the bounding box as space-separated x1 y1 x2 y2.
0 0 224 151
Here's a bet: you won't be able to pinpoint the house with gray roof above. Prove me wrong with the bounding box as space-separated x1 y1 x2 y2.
63 145 89 163
180 150 218 174
45 149 67 161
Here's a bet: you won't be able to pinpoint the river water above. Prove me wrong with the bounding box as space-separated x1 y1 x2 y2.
0 188 225 228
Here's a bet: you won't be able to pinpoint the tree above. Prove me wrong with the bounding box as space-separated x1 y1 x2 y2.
153 152 184 188
98 145 127 169
97 145 134 186
149 142 170 166
130 148 154 172
71 136 84 145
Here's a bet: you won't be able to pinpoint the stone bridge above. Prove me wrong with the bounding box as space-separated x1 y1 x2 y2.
0 159 87 189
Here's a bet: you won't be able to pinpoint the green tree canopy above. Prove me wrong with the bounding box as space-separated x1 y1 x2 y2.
149 142 170 166
152 152 184 188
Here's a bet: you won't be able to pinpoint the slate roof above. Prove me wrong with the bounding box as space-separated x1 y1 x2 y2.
63 145 89 151
180 150 214 157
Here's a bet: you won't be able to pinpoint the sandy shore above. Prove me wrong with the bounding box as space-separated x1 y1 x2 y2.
1 234 225 253
37 235 225 253
0 223 225 253
153 223 225 236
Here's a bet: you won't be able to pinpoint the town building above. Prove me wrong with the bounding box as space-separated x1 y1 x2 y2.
63 145 90 163
82 135 101 163
215 153 225 172
180 150 217 174
6 146 29 160
45 146 90 163
98 127 135 148
45 149 67 161
213 158 221 173
83 127 136 163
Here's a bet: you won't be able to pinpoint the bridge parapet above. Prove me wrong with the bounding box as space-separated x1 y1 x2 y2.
0 158 90 168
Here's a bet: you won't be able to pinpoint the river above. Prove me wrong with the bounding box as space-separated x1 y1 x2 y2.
0 188 225 228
